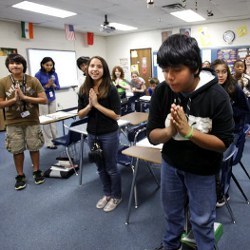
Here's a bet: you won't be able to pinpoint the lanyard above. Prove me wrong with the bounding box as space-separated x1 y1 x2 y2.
9 74 27 111
9 74 26 94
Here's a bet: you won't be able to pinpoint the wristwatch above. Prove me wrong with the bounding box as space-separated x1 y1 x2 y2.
223 30 235 44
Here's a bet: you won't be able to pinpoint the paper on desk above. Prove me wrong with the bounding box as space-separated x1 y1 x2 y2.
136 138 163 150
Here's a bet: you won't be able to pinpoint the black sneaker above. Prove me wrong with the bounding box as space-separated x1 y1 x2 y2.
216 194 230 208
15 174 26 190
33 170 45 185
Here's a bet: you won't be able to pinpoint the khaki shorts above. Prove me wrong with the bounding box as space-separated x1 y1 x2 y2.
5 124 44 154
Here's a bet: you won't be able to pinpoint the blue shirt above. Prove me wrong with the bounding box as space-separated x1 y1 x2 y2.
35 70 60 102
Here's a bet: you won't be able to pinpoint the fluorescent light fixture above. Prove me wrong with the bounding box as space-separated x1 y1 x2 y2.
110 23 137 31
12 1 77 18
170 9 205 22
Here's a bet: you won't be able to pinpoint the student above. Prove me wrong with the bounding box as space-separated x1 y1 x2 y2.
147 77 159 96
202 60 211 68
35 57 60 149
130 71 146 98
0 53 47 190
111 66 131 99
77 56 90 76
211 59 249 133
78 56 122 212
233 59 250 98
147 34 234 250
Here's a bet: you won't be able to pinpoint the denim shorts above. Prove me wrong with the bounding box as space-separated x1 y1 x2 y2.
5 124 44 154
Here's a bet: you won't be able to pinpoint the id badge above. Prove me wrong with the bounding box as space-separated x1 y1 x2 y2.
49 91 54 98
21 110 30 118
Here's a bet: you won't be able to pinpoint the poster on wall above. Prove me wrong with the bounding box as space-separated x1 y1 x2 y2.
119 58 129 77
131 64 139 72
0 48 18 56
161 30 172 43
217 48 238 72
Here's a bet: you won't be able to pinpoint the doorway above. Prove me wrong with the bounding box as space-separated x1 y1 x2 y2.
130 48 152 87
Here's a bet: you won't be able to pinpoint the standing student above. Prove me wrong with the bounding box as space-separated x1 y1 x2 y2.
77 56 90 76
78 56 122 212
0 53 47 190
35 57 60 149
147 34 234 250
211 59 250 207
211 59 249 133
111 66 131 99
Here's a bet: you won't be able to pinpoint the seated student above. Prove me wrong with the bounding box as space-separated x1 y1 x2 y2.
211 59 250 207
130 71 146 99
147 77 159 96
111 66 131 99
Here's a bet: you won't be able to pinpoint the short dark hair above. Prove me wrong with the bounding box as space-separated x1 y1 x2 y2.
40 57 55 72
77 56 90 69
5 53 27 73
157 34 202 77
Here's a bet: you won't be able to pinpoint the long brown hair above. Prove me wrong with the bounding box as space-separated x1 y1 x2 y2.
79 56 111 99
211 59 236 97
111 66 125 81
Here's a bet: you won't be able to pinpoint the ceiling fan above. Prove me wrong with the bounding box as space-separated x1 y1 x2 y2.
100 14 116 33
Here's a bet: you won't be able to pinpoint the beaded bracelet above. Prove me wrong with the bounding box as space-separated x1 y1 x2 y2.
184 126 193 139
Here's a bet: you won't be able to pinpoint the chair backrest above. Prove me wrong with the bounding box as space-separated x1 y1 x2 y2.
127 123 147 145
233 123 250 165
66 117 88 145
220 143 237 195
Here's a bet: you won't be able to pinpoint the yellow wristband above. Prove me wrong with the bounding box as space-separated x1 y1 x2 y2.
183 126 193 139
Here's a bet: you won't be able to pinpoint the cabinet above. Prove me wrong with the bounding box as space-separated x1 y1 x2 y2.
0 109 5 131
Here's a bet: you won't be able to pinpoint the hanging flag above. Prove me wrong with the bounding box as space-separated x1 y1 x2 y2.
21 21 34 39
87 32 94 45
64 24 76 41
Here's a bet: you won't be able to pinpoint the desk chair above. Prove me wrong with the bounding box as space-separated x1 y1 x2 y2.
220 143 238 223
233 124 250 180
120 124 161 224
52 118 88 175
228 124 250 204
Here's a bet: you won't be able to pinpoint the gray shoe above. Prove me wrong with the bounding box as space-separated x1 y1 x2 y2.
103 198 122 212
96 196 111 209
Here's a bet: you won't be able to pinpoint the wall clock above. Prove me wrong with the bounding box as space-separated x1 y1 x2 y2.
223 30 235 44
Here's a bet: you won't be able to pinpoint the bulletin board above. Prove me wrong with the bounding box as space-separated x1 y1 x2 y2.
27 49 78 89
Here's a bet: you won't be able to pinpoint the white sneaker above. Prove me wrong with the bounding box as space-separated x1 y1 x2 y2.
103 198 122 212
96 196 111 209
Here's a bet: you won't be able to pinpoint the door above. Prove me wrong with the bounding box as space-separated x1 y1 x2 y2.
130 48 152 87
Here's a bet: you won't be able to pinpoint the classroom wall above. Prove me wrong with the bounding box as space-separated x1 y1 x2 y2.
0 20 107 109
106 19 250 81
1 19 250 108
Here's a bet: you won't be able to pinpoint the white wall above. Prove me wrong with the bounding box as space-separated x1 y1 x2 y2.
1 19 250 108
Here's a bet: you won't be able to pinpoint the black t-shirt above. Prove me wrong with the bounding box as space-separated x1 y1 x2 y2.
78 84 121 135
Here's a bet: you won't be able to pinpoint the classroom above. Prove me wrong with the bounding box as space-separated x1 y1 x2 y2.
0 1 250 250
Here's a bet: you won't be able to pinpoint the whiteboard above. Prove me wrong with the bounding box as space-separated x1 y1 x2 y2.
27 49 78 89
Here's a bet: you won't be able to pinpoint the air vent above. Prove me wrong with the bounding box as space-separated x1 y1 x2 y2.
162 3 185 10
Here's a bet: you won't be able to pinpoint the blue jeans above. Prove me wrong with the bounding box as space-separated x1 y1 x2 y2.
88 131 121 199
161 160 216 250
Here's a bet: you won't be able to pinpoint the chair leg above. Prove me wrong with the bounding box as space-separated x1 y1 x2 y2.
239 161 250 180
224 195 236 224
130 164 138 208
66 147 78 176
146 163 160 188
231 173 249 204
126 157 140 224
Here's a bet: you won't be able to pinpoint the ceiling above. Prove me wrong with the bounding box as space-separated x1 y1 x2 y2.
1 0 250 36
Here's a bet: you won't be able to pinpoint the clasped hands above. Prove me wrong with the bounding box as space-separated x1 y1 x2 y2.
14 86 25 102
169 103 192 138
88 88 98 109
